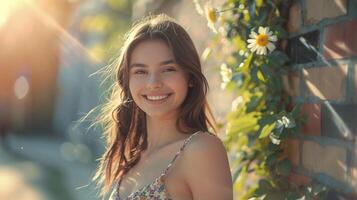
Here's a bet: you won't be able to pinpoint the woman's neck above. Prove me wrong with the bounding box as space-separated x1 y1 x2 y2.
145 115 186 153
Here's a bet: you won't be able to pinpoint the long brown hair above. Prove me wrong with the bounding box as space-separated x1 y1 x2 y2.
93 14 216 197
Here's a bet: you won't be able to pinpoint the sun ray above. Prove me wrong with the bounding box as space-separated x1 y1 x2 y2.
24 1 101 65
0 0 100 65
0 0 27 27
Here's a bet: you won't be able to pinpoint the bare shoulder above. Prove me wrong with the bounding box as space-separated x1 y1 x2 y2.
181 131 233 200
184 132 227 156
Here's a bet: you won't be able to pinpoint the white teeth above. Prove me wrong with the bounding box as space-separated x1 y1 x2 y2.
146 95 169 100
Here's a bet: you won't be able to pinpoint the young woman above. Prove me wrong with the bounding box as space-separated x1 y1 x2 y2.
94 14 233 200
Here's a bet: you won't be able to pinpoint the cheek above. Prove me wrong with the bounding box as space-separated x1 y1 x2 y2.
169 75 189 96
129 78 140 98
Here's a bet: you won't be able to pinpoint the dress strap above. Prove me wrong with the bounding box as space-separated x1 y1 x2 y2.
161 131 202 176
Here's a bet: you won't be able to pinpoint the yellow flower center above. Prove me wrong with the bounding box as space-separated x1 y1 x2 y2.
207 8 217 23
256 34 269 47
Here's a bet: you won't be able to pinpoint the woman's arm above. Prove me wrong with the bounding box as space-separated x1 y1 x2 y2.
182 133 233 200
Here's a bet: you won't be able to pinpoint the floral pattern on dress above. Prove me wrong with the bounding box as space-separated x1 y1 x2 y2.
111 131 211 200
119 175 172 200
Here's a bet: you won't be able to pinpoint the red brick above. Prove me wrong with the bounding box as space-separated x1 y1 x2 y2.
324 19 357 60
305 0 347 25
300 104 321 136
302 140 347 183
288 2 302 33
355 64 357 103
286 139 300 166
303 65 348 101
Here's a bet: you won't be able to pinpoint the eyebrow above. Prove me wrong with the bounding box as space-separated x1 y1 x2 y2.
129 59 176 68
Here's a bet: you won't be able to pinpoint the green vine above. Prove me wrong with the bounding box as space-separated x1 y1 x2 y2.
195 0 331 199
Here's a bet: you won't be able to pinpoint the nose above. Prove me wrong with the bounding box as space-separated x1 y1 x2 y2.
146 73 163 89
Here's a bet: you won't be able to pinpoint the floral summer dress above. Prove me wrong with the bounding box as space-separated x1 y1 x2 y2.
109 131 206 200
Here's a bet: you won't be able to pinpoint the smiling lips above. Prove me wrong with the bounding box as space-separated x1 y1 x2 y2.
143 93 172 102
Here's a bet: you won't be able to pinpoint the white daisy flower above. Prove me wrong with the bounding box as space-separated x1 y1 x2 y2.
204 2 219 33
247 26 278 55
194 0 220 33
220 63 232 89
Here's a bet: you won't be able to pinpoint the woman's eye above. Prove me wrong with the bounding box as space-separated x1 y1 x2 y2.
134 70 147 75
163 67 176 72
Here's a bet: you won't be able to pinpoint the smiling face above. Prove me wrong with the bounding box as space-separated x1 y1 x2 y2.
128 39 189 120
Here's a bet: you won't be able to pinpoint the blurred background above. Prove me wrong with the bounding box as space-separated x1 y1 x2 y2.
0 0 230 199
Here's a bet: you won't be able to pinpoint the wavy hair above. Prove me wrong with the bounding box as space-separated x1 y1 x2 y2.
93 14 216 197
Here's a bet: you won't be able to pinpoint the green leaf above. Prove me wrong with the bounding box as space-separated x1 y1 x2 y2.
260 64 272 78
259 122 276 138
259 115 276 126
275 159 291 176
258 179 273 190
258 6 269 24
228 114 259 135
253 188 266 198
266 142 280 153
274 25 288 38
232 35 247 51
264 190 285 200
290 104 301 118
240 53 254 71
246 95 262 112
224 81 238 91
235 165 248 192
267 51 290 67
232 167 242 182
256 0 264 8
250 66 261 84
257 69 266 83
265 153 278 166
250 187 266 198
287 190 303 200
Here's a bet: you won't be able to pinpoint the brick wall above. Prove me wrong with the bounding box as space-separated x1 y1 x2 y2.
285 0 357 195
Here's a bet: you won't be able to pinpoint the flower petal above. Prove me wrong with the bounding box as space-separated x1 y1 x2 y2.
256 47 262 55
250 45 258 53
258 26 265 34
258 47 263 55
207 22 217 33
267 42 276 52
264 28 270 35
261 47 267 55
247 43 256 48
249 31 258 38
247 39 257 44
269 35 278 42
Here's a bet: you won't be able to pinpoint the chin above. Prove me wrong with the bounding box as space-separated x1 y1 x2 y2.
145 110 178 120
